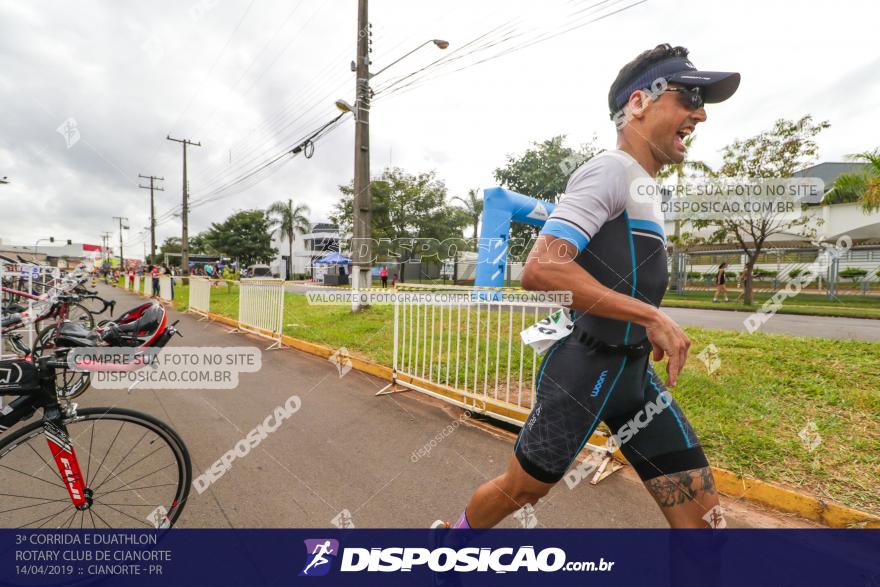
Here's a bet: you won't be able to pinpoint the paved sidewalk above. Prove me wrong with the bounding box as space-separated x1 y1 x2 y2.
84 285 816 529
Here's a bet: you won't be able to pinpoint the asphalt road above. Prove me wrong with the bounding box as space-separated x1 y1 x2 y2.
662 306 880 341
73 285 816 529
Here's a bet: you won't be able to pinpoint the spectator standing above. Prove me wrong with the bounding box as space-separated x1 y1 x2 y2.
150 265 160 298
712 262 729 303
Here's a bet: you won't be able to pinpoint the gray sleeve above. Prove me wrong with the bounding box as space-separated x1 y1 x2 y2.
539 155 629 251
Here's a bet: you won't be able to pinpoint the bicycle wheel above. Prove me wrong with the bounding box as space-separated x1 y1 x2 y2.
31 326 91 399
0 407 191 528
67 302 95 328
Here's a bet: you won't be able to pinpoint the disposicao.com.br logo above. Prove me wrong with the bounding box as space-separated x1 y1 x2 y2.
300 539 340 577
300 539 614 575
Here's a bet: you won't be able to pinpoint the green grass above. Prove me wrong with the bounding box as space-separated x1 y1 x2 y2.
667 288 880 308
170 283 880 516
660 329 880 517
662 289 880 319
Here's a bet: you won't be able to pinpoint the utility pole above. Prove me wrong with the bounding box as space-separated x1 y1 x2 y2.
138 174 164 264
166 136 201 275
113 216 129 269
100 232 112 269
351 0 372 309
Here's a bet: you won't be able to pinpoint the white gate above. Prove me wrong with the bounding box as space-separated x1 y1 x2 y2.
158 276 173 302
237 279 285 349
388 296 552 425
189 277 211 317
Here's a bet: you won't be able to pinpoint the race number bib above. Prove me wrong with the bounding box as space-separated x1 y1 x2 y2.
520 308 574 354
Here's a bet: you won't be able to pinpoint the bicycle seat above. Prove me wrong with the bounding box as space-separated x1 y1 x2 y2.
55 321 101 347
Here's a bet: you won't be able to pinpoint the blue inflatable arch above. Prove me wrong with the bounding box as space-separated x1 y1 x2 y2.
475 187 557 288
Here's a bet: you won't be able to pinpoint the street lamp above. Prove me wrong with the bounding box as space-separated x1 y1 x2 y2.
370 39 449 79
335 99 356 115
33 237 54 258
0 176 9 185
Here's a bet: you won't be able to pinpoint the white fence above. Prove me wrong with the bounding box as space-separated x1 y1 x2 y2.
189 277 211 316
159 276 173 302
390 295 553 425
237 279 285 349
143 275 154 297
134 273 141 293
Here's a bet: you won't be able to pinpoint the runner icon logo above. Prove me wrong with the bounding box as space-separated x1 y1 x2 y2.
300 539 340 577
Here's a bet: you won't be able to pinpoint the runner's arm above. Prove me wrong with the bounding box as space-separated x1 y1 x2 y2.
521 234 690 386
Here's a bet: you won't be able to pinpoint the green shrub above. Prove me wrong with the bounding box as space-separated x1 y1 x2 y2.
840 268 868 281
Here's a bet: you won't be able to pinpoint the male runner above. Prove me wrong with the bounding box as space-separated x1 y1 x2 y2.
436 44 740 529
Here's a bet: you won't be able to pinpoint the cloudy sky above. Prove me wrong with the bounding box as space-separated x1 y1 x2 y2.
1 0 878 257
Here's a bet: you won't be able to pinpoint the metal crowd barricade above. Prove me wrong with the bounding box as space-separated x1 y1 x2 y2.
158 276 173 302
143 275 154 297
385 290 553 426
236 279 285 349
188 277 211 318
134 273 141 294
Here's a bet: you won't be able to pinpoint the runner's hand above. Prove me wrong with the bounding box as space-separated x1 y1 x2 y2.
644 310 691 387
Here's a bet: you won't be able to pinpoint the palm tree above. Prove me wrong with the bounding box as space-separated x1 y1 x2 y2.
828 148 880 213
656 134 713 293
267 199 311 279
451 189 483 250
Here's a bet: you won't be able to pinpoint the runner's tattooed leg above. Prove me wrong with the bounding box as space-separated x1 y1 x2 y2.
644 466 717 507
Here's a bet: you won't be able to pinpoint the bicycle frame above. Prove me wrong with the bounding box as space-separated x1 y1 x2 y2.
1 291 70 336
0 362 89 508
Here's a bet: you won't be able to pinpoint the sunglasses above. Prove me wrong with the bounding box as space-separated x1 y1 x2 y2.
664 86 704 110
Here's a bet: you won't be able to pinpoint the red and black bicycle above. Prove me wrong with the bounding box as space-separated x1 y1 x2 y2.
0 305 191 529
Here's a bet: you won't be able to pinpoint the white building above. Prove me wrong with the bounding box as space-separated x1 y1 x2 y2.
662 162 880 284
0 240 105 269
270 222 341 280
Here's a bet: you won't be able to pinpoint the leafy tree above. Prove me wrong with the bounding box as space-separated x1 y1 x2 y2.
493 135 598 258
451 189 483 250
692 115 830 305
267 199 311 278
331 168 469 265
203 210 277 267
189 231 214 256
827 148 880 213
158 237 181 258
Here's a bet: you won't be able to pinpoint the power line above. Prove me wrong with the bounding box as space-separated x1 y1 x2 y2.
189 0 311 139
188 113 350 211
165 0 258 138
374 0 645 102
